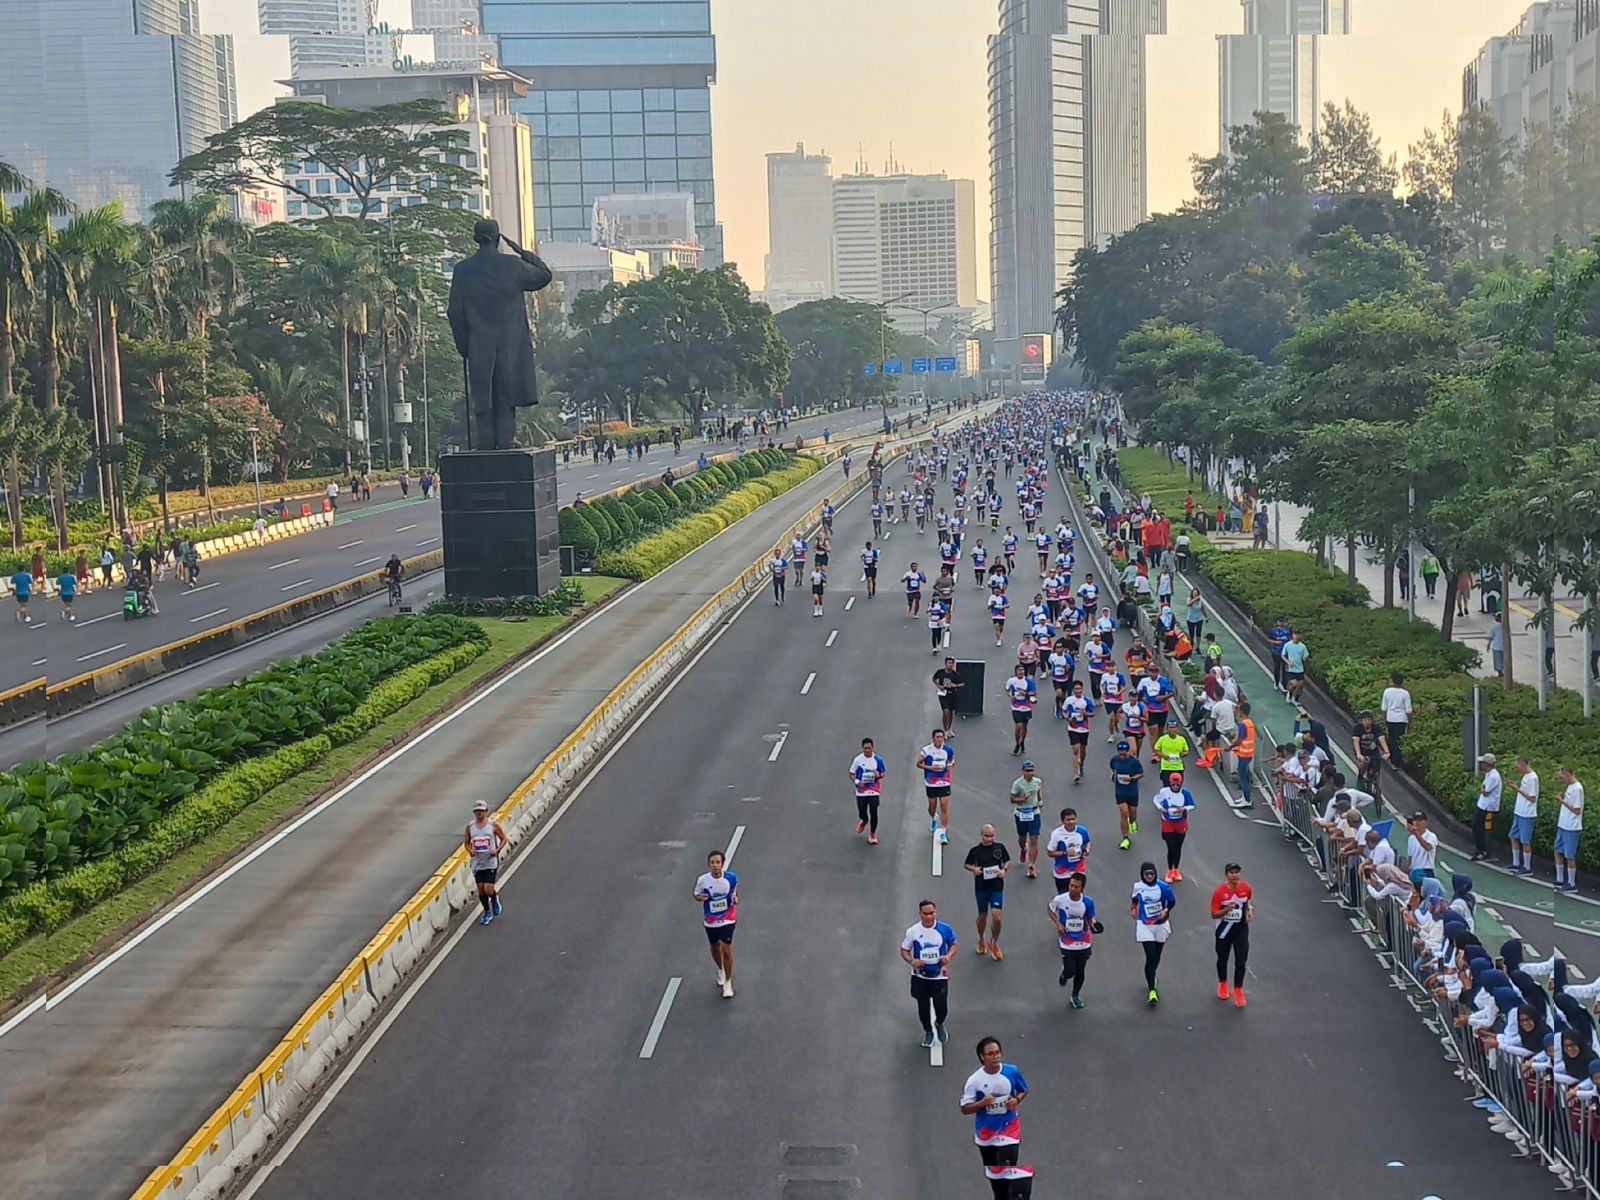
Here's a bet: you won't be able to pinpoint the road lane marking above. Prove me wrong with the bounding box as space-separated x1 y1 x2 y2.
585 473 599 479
724 825 745 868
768 731 788 761
929 1035 944 1068
76 643 127 663
395 523 417 533
845 596 856 611
825 629 838 647
801 672 816 695
416 537 438 547
932 829 943 877
27 621 45 632
279 579 313 592
78 612 119 627
31 658 45 667
189 608 228 623
337 540 363 551
185 581 220 594
353 556 381 567
267 558 301 571
638 978 683 1059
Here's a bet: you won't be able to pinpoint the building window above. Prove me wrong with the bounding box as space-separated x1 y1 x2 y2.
468 195 480 209
644 87 674 110
675 110 710 134
580 136 613 158
548 136 581 160
676 134 711 158
579 89 611 112
547 162 581 184
582 159 614 183
336 179 351 194
675 88 709 111
287 200 304 215
615 159 645 182
315 178 332 194
645 135 675 158
347 199 363 213
545 90 579 112
548 114 580 137
302 159 318 174
580 113 610 135
646 159 677 183
610 88 642 111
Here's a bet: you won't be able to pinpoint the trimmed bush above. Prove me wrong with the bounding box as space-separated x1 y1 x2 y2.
559 506 600 561
597 494 638 538
653 484 682 510
672 482 698 507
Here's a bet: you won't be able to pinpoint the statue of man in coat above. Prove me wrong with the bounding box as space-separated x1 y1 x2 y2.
446 218 554 451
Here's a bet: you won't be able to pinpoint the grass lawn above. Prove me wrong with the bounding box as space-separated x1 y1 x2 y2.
0 575 626 1005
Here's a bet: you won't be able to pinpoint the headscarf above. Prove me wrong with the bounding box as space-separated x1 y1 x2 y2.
1139 861 1158 885
1512 1002 1551 1052
1371 862 1411 890
1451 872 1477 914
1560 1028 1590 1078
1419 877 1447 904
1500 938 1525 973
1555 993 1598 1050
1490 986 1522 1024
1511 969 1548 1018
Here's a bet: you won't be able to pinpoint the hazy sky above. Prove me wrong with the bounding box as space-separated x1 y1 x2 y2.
204 0 1535 292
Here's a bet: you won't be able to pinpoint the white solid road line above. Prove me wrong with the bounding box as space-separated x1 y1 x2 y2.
75 643 127 663
353 556 381 567
825 629 838 647
638 978 683 1059
395 523 417 533
235 579 763 1192
336 540 363 551
723 824 745 868
801 672 816 695
189 608 228 623
768 730 788 762
845 596 856 611
279 578 314 592
929 1035 944 1069
77 612 119 627
186 581 221 594
30 658 45 667
266 558 301 571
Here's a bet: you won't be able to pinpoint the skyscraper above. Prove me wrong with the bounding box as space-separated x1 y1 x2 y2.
410 0 498 64
0 0 238 220
1218 0 1352 150
764 143 834 311
257 0 384 77
1463 0 1595 139
482 0 724 266
987 0 1167 345
831 171 978 319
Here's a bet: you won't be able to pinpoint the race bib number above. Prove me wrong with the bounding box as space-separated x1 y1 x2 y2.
470 836 493 854
1063 916 1085 934
982 866 1000 881
1143 901 1164 921
707 896 729 914
985 1097 1009 1115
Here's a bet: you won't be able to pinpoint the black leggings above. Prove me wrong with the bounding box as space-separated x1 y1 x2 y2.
1162 829 1186 870
1141 939 1166 988
979 1144 1033 1200
910 976 948 1032
772 575 785 602
932 627 945 650
1060 946 1091 996
1217 922 1250 987
855 794 880 834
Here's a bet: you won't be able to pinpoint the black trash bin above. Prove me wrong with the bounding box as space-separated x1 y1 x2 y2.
953 659 986 718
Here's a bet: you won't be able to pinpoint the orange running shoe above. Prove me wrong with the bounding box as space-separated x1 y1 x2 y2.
1233 987 1248 1008
1216 980 1231 1001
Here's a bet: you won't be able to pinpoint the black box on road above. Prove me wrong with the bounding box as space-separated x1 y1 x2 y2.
954 659 985 716
439 448 560 598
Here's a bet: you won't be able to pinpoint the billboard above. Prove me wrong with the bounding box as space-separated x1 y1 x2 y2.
1020 333 1052 379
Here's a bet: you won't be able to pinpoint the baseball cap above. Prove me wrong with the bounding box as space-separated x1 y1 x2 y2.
1169 772 1183 784
1021 759 1035 768
1116 740 1130 750
472 800 488 811
1478 753 1497 765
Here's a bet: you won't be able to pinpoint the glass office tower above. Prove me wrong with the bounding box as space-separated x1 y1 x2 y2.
482 0 723 265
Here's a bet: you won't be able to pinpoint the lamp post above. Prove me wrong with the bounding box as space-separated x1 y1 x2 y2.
247 425 262 517
841 291 915 408
890 300 956 398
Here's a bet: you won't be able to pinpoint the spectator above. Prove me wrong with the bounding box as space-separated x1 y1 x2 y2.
1488 612 1505 675
1380 672 1414 769
1471 754 1501 863
1555 765 1584 892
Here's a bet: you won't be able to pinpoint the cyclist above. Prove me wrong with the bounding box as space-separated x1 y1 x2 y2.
382 553 405 603
1350 709 1389 799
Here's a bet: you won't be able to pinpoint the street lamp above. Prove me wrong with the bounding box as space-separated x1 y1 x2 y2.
246 425 263 517
889 300 956 397
840 291 915 408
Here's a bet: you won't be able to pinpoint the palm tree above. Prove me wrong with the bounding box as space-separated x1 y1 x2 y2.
285 232 380 471
253 361 336 480
0 160 38 548
146 193 248 342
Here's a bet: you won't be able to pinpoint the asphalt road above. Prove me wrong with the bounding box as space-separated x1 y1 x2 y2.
241 466 1530 1200
0 441 872 1200
0 404 909 695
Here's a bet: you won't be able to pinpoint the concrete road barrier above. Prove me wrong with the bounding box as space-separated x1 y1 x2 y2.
129 436 935 1200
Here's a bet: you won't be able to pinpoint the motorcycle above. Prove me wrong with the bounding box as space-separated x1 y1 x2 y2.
122 585 154 619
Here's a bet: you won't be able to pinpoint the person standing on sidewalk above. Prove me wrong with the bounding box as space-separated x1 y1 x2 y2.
1380 673 1413 769
1420 553 1441 599
1267 616 1291 691
1555 766 1585 892
1488 613 1505 675
1405 812 1440 880
1471 754 1502 862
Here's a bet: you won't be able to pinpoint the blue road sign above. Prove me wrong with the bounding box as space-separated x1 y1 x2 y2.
863 362 877 376
884 358 904 375
935 356 959 372
911 357 931 374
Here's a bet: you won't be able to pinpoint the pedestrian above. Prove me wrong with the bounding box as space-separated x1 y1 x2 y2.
965 825 1010 961
1471 753 1501 862
1555 765 1584 892
463 800 508 926
399 469 411 497
325 479 339 513
1184 587 1204 646
360 470 372 501
1488 612 1505 675
1380 672 1413 769
693 849 739 997
1455 568 1473 618
1279 629 1309 701
958 1037 1034 1200
1508 755 1539 875
99 544 115 587
1404 811 1439 879
1420 553 1441 599
902 900 956 1048
1130 862 1176 1005
1211 863 1254 1007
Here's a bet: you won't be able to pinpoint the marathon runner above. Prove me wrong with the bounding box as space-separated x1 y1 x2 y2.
861 540 880 598
929 596 952 653
790 533 809 586
919 730 956 844
768 547 789 605
1152 773 1196 882
902 900 957 1047
849 737 886 845
903 561 926 616
693 850 739 997
1009 760 1044 879
971 539 989 588
1099 661 1127 741
810 565 827 617
965 825 1011 960
1002 528 1018 573
1108 741 1144 850
958 1037 1034 1199
464 800 508 925
1045 807 1091 893
988 584 1010 647
1006 664 1037 756
1211 862 1254 1007
1046 639 1074 717
1130 862 1177 1005
1152 722 1190 785
933 657 966 734
1048 872 1100 1008
1062 680 1095 783
821 498 835 536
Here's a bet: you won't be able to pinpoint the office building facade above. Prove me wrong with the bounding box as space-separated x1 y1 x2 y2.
1218 0 1352 150
831 172 978 326
987 0 1167 344
1463 1 1600 137
764 143 835 311
410 0 500 64
258 0 384 76
481 0 723 266
0 0 238 220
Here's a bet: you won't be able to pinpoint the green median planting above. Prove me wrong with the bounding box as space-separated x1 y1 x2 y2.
1115 448 1598 871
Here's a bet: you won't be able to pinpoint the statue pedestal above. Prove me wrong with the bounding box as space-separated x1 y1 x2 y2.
439 448 560 598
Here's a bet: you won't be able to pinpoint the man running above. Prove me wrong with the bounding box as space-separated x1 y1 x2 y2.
1152 773 1195 882
933 657 965 733
810 564 827 618
693 850 739 998
920 730 956 845
959 1037 1034 1199
849 737 886 844
57 566 77 622
1211 862 1254 1007
929 596 951 654
966 825 1011 960
463 800 508 925
1152 722 1190 786
1049 872 1100 1008
11 563 32 623
988 584 1010 647
1045 807 1091 894
1062 679 1095 783
1108 741 1144 850
790 533 809 586
902 900 956 1047
767 547 788 605
1130 862 1177 1005
861 540 880 598
1280 628 1310 700
1006 663 1037 756
1009 760 1043 879
903 561 927 616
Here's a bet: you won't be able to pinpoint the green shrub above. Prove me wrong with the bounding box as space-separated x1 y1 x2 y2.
672 482 698 507
622 491 656 528
653 483 682 510
425 580 587 618
598 494 637 538
586 502 621 548
559 506 600 561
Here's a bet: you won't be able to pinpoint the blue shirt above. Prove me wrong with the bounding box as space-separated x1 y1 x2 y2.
57 572 76 598
1131 879 1178 924
11 570 31 598
1282 640 1309 671
962 1063 1029 1146
1109 755 1144 798
1268 623 1291 650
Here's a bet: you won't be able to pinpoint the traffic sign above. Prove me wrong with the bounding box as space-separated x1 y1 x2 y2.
884 359 904 375
863 362 877 376
935 356 958 372
911 357 931 374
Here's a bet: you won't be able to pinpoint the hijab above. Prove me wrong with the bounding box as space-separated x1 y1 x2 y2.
1451 872 1477 914
1561 1029 1590 1078
1500 938 1525 973
1513 1002 1552 1052
1555 992 1597 1049
1511 969 1548 1018
1139 861 1159 886
1419 877 1447 904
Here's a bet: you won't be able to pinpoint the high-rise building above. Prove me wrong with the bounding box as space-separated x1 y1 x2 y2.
987 0 1167 345
764 143 834 311
258 0 385 76
1463 1 1600 137
482 0 724 266
1218 0 1352 150
831 171 977 326
592 191 702 271
410 0 499 64
0 0 238 220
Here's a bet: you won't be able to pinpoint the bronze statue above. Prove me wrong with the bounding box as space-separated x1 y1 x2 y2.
446 218 553 451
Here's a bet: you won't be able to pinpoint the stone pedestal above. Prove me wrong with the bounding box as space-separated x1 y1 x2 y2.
439 448 559 598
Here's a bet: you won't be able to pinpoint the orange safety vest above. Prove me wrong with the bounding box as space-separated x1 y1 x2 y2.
1235 718 1256 760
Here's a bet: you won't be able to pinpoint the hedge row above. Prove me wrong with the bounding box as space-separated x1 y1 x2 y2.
1114 449 1600 870
425 579 587 619
18 513 290 580
594 458 822 581
0 636 487 956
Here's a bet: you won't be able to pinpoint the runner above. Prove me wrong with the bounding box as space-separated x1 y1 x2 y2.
965 825 1011 960
903 561 926 616
1152 773 1196 882
1046 639 1074 718
914 492 929 533
810 564 827 617
871 498 886 539
861 540 880 599
1062 680 1095 783
959 1037 1034 1199
933 657 966 734
988 583 1010 647
1006 663 1037 756
11 563 31 623
1108 741 1144 850
790 533 809 586
901 900 957 1047
1049 872 1101 1008
1046 808 1091 894
919 730 956 844
1130 862 1177 1005
1002 528 1018 573
929 596 952 654
463 800 508 925
1009 760 1044 878
971 539 989 588
821 498 835 536
693 850 739 998
849 737 887 844
1136 664 1174 754
56 566 77 622
1211 862 1254 1007
1100 661 1127 742
1152 722 1190 785
1280 629 1310 701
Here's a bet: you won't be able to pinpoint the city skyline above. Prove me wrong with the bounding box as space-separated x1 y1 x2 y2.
201 0 1535 294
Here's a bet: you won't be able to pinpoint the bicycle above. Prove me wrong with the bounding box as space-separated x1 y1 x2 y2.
386 577 403 607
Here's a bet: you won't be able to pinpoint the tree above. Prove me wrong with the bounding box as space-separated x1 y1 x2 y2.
252 362 337 480
776 298 885 410
1309 100 1399 196
1507 120 1562 263
1404 109 1459 206
146 193 248 342
1452 105 1513 261
1301 227 1429 315
0 161 42 548
171 100 478 222
1558 96 1600 248
1188 112 1310 211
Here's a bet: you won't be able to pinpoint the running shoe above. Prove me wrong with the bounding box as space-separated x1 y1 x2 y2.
921 1031 935 1049
490 896 502 917
931 817 940 832
1129 820 1139 834
1119 837 1131 850
1070 994 1084 1009
990 944 1004 961
1233 988 1247 1008
856 819 867 833
722 981 735 999
938 829 949 845
868 833 879 845
1172 868 1183 881
478 912 494 926
936 1024 949 1043
1216 980 1230 1001
1147 988 1159 1006
976 939 989 955
1058 966 1070 988
1026 865 1037 879
717 969 727 987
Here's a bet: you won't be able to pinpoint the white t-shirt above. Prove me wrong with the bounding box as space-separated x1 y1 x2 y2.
902 920 955 979
1047 825 1089 877
1560 781 1586 832
1380 686 1413 724
1477 768 1502 813
1514 771 1540 819
1369 840 1397 867
1407 828 1439 870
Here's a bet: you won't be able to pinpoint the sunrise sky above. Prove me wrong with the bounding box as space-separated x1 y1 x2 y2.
204 0 1538 293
